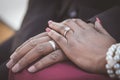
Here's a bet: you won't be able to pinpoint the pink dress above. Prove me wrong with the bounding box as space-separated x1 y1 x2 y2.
9 61 114 80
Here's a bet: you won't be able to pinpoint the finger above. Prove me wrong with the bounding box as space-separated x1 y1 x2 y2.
61 19 79 31
10 32 48 59
74 19 89 29
48 30 68 52
32 32 48 39
95 21 110 36
6 36 51 69
48 21 73 38
48 20 73 36
18 32 48 50
11 41 57 73
28 49 66 72
13 36 51 59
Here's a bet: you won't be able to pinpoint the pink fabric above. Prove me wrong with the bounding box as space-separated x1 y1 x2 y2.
9 61 114 80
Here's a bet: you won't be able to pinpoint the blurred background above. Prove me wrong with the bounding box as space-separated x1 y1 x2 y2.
0 0 28 43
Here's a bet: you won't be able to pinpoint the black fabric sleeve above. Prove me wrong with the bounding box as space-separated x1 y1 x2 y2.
89 6 120 42
0 36 14 64
0 37 14 80
11 0 62 52
0 61 9 80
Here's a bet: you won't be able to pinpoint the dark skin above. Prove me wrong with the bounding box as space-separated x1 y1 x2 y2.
47 19 116 74
6 18 116 74
6 32 66 73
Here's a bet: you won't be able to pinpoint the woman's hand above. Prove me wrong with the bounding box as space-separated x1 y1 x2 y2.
6 32 66 73
47 18 116 74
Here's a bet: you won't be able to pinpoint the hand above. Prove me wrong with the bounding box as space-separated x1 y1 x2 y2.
6 32 66 73
47 18 116 74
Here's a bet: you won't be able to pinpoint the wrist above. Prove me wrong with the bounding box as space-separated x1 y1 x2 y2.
105 43 120 79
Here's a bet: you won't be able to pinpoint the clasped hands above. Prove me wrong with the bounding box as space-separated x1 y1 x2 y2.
6 18 116 74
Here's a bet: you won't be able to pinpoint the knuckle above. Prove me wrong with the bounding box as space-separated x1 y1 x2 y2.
67 19 72 21
62 19 72 24
49 52 60 61
38 60 46 67
72 18 77 21
12 58 18 63
76 18 82 22
76 19 83 24
65 19 73 24
56 36 64 42
29 40 37 47
18 58 29 67
35 45 45 53
68 19 74 22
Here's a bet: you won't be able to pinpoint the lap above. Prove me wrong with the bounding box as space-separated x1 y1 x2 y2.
9 61 112 80
8 2 120 80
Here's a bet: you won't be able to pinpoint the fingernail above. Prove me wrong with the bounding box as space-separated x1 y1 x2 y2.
45 27 51 32
96 17 101 24
28 66 36 72
48 20 53 24
12 64 20 73
6 59 14 69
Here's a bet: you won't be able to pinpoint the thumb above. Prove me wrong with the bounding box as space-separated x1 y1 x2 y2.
95 17 110 36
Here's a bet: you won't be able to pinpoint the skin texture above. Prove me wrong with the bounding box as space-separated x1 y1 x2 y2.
6 18 116 74
6 32 66 73
47 19 116 74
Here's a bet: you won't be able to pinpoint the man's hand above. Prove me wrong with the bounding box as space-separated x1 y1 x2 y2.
6 32 66 73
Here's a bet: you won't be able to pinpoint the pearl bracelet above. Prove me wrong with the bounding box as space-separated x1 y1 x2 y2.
106 43 120 79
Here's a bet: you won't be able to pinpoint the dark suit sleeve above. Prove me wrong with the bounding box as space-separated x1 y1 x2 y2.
0 36 14 64
0 36 14 80
89 6 120 42
11 0 62 52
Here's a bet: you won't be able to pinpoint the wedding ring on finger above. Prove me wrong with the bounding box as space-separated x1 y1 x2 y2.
49 40 56 50
63 27 71 37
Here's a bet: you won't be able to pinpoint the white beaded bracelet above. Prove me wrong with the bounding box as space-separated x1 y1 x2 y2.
106 44 117 78
106 43 120 79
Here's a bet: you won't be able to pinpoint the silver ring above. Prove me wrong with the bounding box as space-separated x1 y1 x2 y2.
63 27 71 37
49 40 56 50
